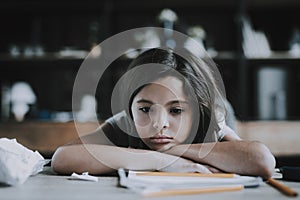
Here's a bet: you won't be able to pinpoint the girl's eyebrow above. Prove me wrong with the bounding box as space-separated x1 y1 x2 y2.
167 100 189 106
136 99 188 105
136 99 153 104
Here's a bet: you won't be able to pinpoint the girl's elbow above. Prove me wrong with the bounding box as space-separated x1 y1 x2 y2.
252 141 276 179
51 146 72 175
257 157 276 180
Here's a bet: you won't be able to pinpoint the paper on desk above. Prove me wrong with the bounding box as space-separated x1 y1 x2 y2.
131 171 261 186
118 169 262 195
69 172 98 182
0 138 48 186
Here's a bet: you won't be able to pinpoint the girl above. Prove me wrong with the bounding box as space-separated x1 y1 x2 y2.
51 48 275 179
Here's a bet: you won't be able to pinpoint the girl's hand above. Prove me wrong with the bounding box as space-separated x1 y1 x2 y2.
204 165 223 173
158 156 212 174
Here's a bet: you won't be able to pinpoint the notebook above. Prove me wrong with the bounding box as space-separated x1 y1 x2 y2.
118 169 262 197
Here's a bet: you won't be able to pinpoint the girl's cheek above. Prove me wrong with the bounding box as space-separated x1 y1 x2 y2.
174 115 193 141
135 125 151 139
133 113 151 127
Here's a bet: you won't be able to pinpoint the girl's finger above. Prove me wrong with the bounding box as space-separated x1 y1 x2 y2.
192 164 212 174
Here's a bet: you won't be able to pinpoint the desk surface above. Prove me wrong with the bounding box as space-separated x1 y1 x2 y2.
1 168 299 200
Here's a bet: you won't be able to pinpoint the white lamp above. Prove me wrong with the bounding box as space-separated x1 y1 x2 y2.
10 82 36 122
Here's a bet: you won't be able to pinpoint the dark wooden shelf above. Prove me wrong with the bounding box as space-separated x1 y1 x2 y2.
243 52 300 66
246 0 300 8
0 52 87 62
245 51 300 60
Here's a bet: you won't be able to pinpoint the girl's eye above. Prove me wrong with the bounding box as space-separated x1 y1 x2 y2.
139 107 150 113
170 108 183 114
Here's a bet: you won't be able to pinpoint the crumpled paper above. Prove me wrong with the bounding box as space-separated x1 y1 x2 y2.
0 138 47 186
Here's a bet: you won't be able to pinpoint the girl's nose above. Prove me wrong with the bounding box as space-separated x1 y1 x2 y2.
150 105 170 130
153 120 170 130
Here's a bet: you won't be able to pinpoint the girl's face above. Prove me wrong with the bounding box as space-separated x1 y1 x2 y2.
131 76 193 151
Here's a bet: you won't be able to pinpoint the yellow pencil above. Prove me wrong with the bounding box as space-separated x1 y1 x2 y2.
143 185 244 197
267 178 298 197
134 171 235 178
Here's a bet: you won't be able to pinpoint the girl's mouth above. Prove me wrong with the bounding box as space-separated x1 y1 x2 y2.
149 135 173 144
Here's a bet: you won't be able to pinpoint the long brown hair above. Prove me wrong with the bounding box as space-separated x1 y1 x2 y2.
113 47 226 147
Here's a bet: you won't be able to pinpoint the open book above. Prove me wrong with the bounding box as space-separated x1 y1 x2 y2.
118 169 262 197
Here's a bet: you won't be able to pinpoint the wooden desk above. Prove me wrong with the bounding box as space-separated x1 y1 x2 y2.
1 168 299 200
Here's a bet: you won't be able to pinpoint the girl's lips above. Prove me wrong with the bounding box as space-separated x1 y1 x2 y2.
149 135 173 144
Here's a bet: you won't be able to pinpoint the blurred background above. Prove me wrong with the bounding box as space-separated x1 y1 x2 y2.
0 0 300 166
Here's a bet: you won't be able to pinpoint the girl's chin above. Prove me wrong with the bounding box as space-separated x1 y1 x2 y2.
150 143 176 152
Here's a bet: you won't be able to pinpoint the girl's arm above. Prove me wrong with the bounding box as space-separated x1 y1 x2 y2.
51 122 212 175
164 140 275 179
51 144 213 175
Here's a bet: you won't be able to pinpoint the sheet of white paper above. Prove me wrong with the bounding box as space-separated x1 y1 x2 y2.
128 170 262 188
118 169 262 195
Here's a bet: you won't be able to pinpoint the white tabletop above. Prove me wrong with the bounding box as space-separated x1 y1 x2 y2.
1 168 299 200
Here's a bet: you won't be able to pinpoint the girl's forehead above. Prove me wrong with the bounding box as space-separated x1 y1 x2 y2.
152 76 183 87
135 76 187 101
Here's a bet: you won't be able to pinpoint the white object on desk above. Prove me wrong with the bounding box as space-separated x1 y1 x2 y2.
0 138 46 186
69 172 98 182
118 169 262 197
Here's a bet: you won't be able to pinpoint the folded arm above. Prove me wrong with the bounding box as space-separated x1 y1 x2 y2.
51 122 275 178
164 140 276 179
51 143 215 175
51 123 213 175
